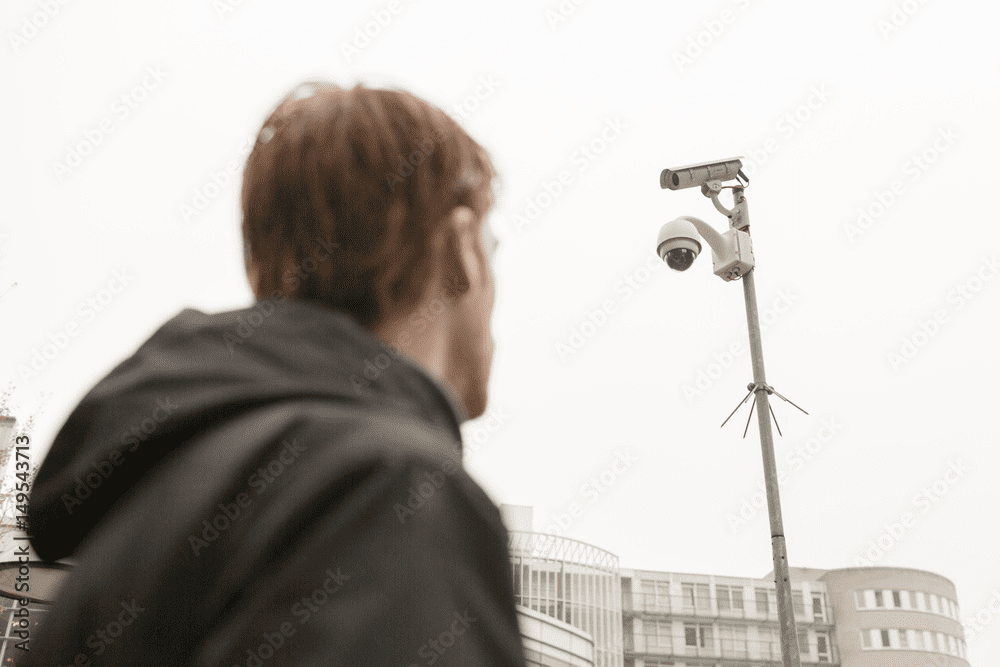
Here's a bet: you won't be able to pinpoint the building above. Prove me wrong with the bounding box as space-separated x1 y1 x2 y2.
519 604 596 667
818 566 969 666
621 566 837 666
503 505 623 667
501 505 970 667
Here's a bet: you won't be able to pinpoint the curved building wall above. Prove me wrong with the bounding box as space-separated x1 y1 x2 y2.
821 567 969 667
509 531 623 667
518 604 595 667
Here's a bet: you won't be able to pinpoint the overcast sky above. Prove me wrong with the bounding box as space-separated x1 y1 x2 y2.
2 0 999 662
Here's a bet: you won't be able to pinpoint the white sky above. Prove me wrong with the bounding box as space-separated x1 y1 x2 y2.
2 0 999 662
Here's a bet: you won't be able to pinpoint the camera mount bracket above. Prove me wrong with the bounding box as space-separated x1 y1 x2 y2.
701 173 751 232
720 382 809 438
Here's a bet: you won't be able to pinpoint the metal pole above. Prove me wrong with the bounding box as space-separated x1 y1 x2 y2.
735 187 801 667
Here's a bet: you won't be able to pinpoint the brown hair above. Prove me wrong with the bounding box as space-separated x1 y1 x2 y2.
241 81 498 328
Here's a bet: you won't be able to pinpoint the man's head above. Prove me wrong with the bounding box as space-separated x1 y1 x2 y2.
241 81 500 420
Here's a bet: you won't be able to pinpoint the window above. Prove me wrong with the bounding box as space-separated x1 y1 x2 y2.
656 620 672 650
948 635 957 655
874 590 884 607
762 626 780 659
916 591 926 611
892 590 901 608
898 628 909 648
912 629 923 650
641 580 655 608
720 624 747 657
648 581 670 609
796 628 809 654
813 593 825 621
855 590 866 608
717 585 730 611
861 629 872 648
936 632 946 652
684 623 712 649
792 589 805 616
880 630 890 648
717 584 744 612
901 590 911 609
930 593 940 614
816 633 829 662
755 587 769 613
923 630 933 650
696 583 710 611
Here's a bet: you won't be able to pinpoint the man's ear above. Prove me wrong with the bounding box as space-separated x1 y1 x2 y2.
440 205 483 294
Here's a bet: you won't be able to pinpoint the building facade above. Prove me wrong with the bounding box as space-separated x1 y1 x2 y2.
621 567 837 666
518 604 596 667
819 567 970 666
501 506 969 667
503 505 624 667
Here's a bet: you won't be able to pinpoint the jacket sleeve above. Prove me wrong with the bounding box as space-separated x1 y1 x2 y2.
193 447 528 667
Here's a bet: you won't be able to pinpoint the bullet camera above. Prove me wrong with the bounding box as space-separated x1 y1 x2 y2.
660 157 744 191
656 219 701 271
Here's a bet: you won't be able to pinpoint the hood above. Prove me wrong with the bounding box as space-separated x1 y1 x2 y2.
28 297 467 562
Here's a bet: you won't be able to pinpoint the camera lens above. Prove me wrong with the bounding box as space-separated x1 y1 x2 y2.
666 248 696 271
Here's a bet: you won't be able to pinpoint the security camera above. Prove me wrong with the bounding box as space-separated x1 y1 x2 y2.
657 216 755 281
657 219 701 271
660 157 744 191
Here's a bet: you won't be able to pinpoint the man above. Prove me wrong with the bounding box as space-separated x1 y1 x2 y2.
25 81 526 666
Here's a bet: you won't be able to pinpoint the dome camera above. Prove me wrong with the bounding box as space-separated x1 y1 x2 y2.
657 218 701 272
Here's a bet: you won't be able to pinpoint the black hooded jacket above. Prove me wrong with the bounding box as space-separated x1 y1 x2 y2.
25 297 526 667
